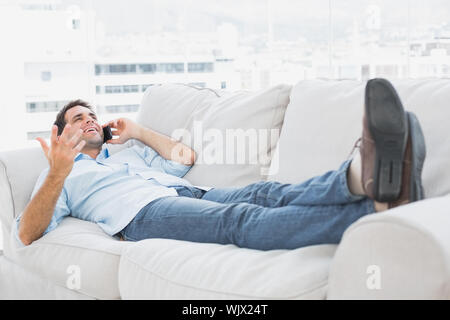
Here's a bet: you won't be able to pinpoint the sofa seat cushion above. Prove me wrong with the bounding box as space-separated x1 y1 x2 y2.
7 217 134 299
118 239 337 299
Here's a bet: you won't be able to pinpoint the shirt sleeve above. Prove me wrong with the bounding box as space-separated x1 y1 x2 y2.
132 144 193 178
13 168 71 247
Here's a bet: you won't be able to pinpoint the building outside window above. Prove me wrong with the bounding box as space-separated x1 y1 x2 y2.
138 64 157 73
188 62 214 73
72 19 80 30
41 71 51 81
104 104 140 113
26 101 68 113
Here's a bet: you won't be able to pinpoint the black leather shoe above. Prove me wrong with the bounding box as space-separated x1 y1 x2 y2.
361 78 409 203
388 111 426 209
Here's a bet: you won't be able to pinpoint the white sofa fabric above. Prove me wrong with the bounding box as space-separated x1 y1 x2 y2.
118 239 335 299
0 254 93 300
137 83 292 187
1 80 449 300
268 79 450 198
7 217 133 299
328 195 450 299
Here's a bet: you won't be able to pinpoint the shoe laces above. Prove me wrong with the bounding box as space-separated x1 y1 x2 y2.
347 137 362 159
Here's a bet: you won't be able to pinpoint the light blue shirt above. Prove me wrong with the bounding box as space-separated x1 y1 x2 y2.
14 143 195 246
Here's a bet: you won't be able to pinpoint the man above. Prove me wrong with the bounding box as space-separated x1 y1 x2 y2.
15 78 426 250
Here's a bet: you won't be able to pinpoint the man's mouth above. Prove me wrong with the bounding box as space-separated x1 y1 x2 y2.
84 127 98 134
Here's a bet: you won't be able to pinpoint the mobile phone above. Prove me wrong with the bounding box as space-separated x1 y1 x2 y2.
103 125 113 143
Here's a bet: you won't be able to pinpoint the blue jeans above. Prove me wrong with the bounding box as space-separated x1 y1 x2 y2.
119 160 375 250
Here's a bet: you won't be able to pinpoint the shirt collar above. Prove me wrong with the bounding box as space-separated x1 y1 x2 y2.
74 146 110 162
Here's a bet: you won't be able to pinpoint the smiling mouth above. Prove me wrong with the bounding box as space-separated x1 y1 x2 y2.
84 128 98 134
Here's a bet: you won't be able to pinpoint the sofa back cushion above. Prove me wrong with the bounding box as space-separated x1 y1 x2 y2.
267 79 450 199
137 83 292 187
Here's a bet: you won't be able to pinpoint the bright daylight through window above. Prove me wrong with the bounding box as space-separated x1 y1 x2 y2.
1 0 449 153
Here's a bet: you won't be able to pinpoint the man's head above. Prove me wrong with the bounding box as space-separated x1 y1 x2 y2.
54 99 104 150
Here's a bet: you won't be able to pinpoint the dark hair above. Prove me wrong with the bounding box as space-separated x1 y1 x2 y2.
54 99 95 136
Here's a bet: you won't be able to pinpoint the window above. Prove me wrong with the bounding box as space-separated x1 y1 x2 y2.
138 64 157 73
123 85 139 93
102 85 140 94
109 64 136 74
105 85 122 94
3 0 450 152
156 63 184 73
72 19 80 30
26 101 68 113
142 84 155 92
41 71 51 81
28 102 36 112
95 64 137 75
188 62 214 73
104 104 140 113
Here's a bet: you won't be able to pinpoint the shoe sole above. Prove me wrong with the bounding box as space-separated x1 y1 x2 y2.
407 112 426 202
365 78 408 202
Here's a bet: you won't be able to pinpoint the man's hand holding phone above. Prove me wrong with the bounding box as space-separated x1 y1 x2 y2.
102 118 141 145
36 124 86 180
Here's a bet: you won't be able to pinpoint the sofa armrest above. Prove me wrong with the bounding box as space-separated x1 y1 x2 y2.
327 195 450 299
0 147 48 231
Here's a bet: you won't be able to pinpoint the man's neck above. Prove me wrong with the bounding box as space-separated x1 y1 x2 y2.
82 147 102 160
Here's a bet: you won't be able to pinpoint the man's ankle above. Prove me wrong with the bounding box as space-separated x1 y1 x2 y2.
347 154 365 196
374 201 388 212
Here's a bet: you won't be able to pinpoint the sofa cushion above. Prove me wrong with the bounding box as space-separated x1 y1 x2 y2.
118 239 336 299
7 217 134 299
267 79 450 199
0 255 94 299
137 83 292 187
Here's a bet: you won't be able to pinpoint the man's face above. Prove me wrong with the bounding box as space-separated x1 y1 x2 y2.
64 106 104 149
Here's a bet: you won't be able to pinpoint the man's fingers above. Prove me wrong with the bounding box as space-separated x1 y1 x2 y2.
50 125 58 147
58 123 72 143
106 138 120 144
73 139 86 152
36 137 49 158
106 119 119 128
68 128 83 146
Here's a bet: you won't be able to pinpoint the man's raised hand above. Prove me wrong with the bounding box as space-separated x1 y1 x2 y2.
36 124 86 179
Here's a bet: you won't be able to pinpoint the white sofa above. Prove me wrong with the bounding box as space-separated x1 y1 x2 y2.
1 79 450 300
